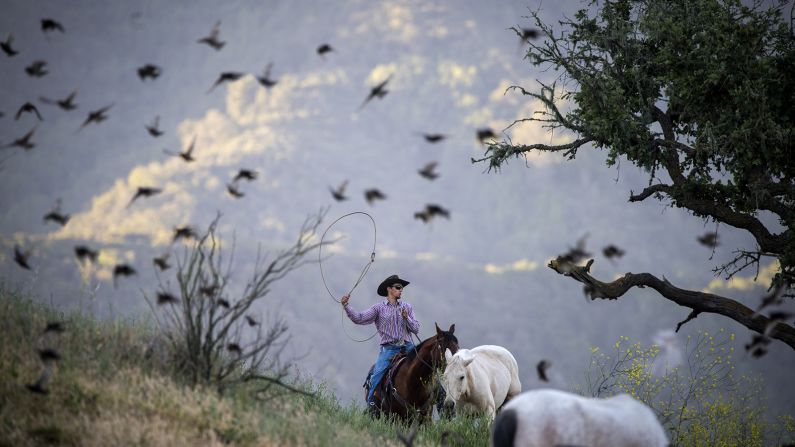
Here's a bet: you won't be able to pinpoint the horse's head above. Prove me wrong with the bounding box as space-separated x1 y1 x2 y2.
432 322 459 365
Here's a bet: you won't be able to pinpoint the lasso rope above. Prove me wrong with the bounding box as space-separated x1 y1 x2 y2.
319 211 378 342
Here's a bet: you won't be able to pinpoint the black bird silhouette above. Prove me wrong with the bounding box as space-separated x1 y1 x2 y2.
74 245 99 263
425 204 450 219
4 127 37 150
216 298 231 308
198 21 225 50
43 200 70 226
555 234 592 270
78 104 112 130
44 321 66 334
414 210 430 223
417 132 447 143
256 63 278 88
145 115 164 137
156 292 179 305
697 231 719 248
745 334 770 358
153 253 171 271
127 186 162 207
316 43 334 57
519 27 541 41
112 264 137 287
173 226 197 242
15 102 43 121
200 283 220 297
602 244 625 260
359 75 392 110
1 34 19 56
207 72 244 93
536 359 551 382
226 343 242 354
25 60 48 77
418 162 439 181
364 188 386 205
41 18 65 33
14 245 32 270
233 169 258 182
137 64 161 81
38 348 61 362
26 362 54 394
329 180 348 201
245 315 259 326
227 182 244 198
476 128 496 143
164 136 196 162
40 90 77 110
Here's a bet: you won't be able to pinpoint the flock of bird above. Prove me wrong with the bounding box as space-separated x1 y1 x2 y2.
1 16 546 395
2 15 531 285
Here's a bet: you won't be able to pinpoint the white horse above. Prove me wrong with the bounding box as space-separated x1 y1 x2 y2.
442 345 521 421
491 389 668 447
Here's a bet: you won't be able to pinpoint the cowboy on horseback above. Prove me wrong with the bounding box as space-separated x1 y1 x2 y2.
341 274 420 417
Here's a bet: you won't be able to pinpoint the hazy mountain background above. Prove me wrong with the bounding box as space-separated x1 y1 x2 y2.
1 0 793 416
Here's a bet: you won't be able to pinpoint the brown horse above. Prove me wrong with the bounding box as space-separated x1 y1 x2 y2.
367 323 459 422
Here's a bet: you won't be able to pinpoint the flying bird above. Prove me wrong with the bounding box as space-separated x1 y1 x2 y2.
602 244 625 260
216 298 230 308
173 226 197 242
15 102 43 121
14 245 32 270
153 253 171 271
316 43 334 57
518 27 541 41
78 104 112 130
44 321 66 334
414 210 430 223
207 71 244 93
112 264 137 287
418 162 439 181
329 180 348 201
1 34 19 56
425 204 450 219
245 315 259 326
145 115 164 137
256 63 278 88
164 136 196 162
25 60 48 77
41 19 65 33
359 75 392 110
745 334 770 358
697 231 719 249
4 127 37 150
137 64 161 81
74 245 99 263
476 128 496 143
536 359 551 382
40 90 77 110
417 132 447 144
227 182 244 198
26 362 54 394
198 21 225 50
233 169 258 182
43 200 70 226
127 186 162 207
364 188 387 205
554 234 592 271
156 292 179 305
226 343 242 354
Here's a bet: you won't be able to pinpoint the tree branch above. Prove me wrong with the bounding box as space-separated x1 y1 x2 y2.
547 258 795 351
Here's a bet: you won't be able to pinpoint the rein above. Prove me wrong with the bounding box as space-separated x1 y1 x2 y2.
319 211 378 342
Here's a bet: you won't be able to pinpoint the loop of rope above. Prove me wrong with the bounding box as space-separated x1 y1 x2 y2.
319 211 378 342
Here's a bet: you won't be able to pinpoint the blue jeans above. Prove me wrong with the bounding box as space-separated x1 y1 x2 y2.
367 342 415 404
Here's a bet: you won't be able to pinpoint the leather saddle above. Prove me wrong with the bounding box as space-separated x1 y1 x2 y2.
363 350 409 405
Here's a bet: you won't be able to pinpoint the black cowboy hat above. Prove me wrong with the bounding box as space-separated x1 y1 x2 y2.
377 274 410 297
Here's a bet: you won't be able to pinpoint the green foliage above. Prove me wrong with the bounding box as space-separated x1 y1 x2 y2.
486 0 795 289
580 330 794 446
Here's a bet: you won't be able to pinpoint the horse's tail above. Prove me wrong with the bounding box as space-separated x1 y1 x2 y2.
491 408 517 447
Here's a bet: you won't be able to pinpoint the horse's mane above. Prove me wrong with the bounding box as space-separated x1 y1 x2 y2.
405 335 435 361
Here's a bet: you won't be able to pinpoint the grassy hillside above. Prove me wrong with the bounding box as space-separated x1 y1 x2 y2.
0 284 491 446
